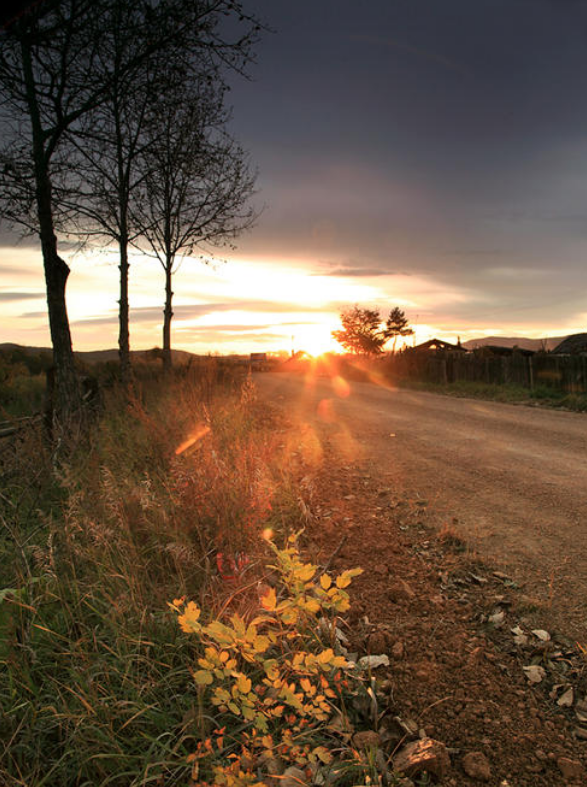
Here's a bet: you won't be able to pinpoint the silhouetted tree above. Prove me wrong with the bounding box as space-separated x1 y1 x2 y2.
332 306 387 356
383 306 413 353
0 0 114 429
65 1 260 386
0 0 262 423
134 76 256 373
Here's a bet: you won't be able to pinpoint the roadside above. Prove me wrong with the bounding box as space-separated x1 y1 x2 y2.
395 378 587 413
262 375 587 785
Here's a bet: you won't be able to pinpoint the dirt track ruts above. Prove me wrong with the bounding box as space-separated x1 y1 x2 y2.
255 372 587 637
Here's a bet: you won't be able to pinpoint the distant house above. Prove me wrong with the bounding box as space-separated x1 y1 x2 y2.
474 344 534 358
552 333 587 355
411 338 466 353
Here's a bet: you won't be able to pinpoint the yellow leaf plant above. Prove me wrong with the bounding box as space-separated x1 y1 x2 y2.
170 533 363 786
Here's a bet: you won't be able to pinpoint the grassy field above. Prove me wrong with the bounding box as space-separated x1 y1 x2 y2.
0 363 291 784
0 361 377 787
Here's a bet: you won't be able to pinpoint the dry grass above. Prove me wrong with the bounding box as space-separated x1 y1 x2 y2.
0 361 308 786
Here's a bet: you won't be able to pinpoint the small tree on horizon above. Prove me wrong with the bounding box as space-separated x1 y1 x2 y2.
332 306 387 356
383 306 414 353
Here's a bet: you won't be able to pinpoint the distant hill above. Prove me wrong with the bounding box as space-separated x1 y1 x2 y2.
462 336 567 352
0 343 198 364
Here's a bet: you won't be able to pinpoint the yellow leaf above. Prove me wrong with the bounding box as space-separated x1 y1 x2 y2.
280 607 298 625
336 568 363 589
264 659 279 680
294 564 316 582
237 675 252 694
178 601 201 633
316 648 334 665
260 587 277 611
301 597 320 614
193 670 213 686
314 746 333 764
205 620 235 646
253 634 270 653
231 614 246 636
320 575 332 590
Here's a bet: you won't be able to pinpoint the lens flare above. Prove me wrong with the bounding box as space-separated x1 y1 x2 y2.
174 424 211 455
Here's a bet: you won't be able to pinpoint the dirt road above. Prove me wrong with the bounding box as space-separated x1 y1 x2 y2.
256 372 587 636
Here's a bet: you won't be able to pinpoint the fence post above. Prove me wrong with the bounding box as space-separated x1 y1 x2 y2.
528 356 534 391
441 358 448 385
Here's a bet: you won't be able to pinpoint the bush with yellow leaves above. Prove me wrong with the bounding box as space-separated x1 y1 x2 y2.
170 533 363 786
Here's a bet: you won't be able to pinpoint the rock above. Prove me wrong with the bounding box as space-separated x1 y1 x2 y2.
387 580 416 602
488 610 505 627
462 751 491 781
352 731 381 750
574 727 587 740
532 629 551 641
558 687 574 707
391 641 405 658
557 757 584 781
523 664 546 684
393 738 450 780
367 630 388 653
358 654 390 670
281 766 307 787
374 563 389 576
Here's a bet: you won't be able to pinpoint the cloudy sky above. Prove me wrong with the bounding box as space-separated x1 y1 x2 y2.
3 0 587 354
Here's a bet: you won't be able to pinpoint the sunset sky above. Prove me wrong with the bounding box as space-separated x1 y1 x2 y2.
2 0 587 355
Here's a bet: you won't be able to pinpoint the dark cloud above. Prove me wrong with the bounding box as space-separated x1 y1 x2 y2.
228 0 587 321
320 267 391 277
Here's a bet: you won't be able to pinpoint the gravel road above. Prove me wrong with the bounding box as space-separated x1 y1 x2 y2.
256 372 587 636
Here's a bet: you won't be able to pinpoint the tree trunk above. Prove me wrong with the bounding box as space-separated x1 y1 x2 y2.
118 235 131 387
21 35 81 429
162 260 173 374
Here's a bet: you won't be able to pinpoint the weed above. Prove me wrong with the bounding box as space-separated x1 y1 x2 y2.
169 533 364 786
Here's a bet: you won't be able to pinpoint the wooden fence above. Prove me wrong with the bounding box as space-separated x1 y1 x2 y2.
385 351 587 393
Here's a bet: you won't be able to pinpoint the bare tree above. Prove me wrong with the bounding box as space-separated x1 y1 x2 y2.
134 76 256 373
0 0 116 429
64 1 261 384
0 0 262 424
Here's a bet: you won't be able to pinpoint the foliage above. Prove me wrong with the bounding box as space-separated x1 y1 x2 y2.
170 533 364 786
332 305 413 356
399 378 587 411
0 349 51 416
383 307 414 352
332 306 387 356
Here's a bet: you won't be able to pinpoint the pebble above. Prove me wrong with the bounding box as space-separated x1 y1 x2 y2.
462 751 492 781
557 757 585 781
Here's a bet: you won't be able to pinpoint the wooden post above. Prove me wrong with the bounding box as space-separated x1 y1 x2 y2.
528 356 534 391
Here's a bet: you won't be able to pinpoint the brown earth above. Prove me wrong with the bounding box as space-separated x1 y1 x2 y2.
257 371 587 786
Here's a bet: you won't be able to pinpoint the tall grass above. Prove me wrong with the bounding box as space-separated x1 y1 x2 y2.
0 363 306 786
